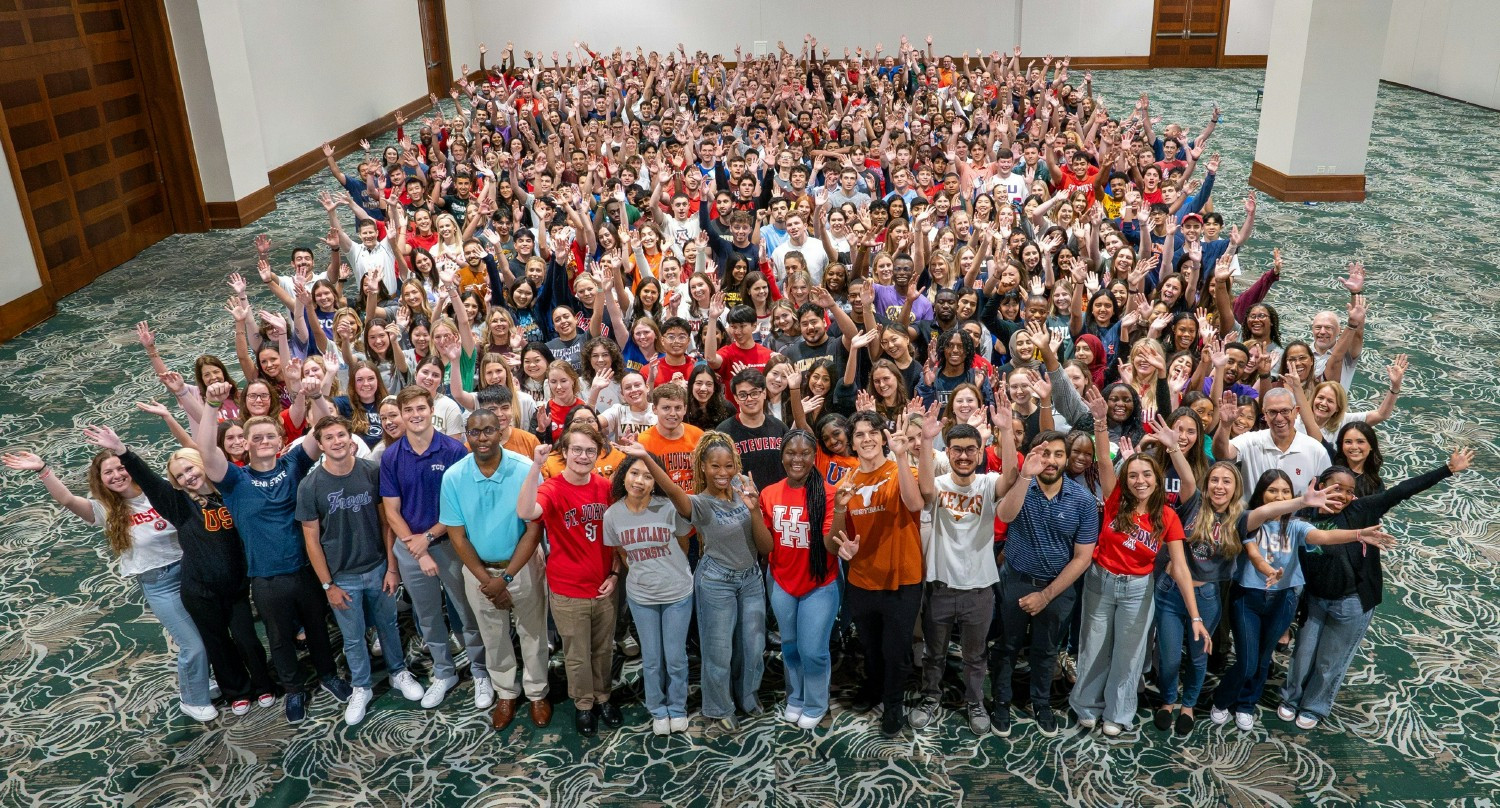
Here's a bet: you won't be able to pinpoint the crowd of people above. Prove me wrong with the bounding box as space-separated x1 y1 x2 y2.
4 36 1476 742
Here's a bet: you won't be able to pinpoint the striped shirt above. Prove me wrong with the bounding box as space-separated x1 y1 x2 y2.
1003 477 1100 580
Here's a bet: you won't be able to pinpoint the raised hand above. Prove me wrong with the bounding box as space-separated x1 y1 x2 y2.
1020 445 1048 477
158 370 187 395
135 320 156 351
1448 447 1476 474
831 529 861 561
1148 413 1180 450
82 425 126 455
1355 523 1397 551
2 450 47 472
1341 260 1366 294
1386 354 1408 389
1084 385 1108 423
855 388 877 413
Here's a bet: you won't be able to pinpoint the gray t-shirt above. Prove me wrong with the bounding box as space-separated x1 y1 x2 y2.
691 493 759 571
603 496 692 605
295 458 386 577
1166 492 1241 583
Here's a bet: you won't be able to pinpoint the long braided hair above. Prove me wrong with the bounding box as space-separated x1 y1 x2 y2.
782 429 829 583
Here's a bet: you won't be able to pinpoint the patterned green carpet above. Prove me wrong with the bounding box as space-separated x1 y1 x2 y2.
1 70 1496 807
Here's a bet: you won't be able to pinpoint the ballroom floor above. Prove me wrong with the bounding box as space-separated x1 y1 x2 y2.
1 70 1497 807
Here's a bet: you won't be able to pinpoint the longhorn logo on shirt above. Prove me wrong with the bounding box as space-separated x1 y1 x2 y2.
853 484 882 508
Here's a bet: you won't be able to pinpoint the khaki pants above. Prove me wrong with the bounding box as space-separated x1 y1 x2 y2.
462 553 550 701
549 591 616 709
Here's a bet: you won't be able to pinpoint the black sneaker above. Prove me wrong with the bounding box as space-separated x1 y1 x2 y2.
851 693 879 714
284 691 307 724
320 676 353 703
990 703 1012 737
598 702 623 728
879 706 906 739
1035 708 1060 737
576 706 598 737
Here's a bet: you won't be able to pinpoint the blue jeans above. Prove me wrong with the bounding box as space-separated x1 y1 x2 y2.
1154 578 1222 707
138 561 212 707
1071 566 1154 727
628 595 694 719
1213 585 1300 713
769 577 839 719
694 555 766 719
1280 593 1374 720
330 563 408 689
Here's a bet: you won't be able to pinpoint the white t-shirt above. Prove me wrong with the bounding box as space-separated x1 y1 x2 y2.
92 496 183 578
349 241 398 299
660 215 700 260
1229 429 1331 499
430 394 466 438
924 472 1003 589
772 237 829 285
602 403 657 443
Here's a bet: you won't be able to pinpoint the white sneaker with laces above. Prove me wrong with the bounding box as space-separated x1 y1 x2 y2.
797 712 821 730
421 676 459 709
1102 721 1123 737
345 686 374 725
208 679 221 701
1277 704 1297 722
652 717 670 735
668 716 689 733
181 702 218 723
231 699 251 716
474 677 495 710
1234 711 1255 731
390 670 424 701
1210 707 1231 725
781 705 803 724
257 693 276 709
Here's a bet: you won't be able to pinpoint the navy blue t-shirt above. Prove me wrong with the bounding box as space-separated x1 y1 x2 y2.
218 447 317 578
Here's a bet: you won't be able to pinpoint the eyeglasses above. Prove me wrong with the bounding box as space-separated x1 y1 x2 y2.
1264 408 1295 419
566 446 599 458
466 427 499 439
735 389 765 399
246 393 272 401
948 445 981 456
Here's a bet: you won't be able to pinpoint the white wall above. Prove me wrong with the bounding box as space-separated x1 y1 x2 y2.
237 0 429 171
0 168 42 306
1224 0 1274 55
448 0 1172 65
1382 0 1500 109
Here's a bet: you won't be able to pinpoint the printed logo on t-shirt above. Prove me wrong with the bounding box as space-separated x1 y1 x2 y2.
617 524 674 562
936 490 982 522
132 508 168 532
1121 523 1160 555
325 487 374 514
772 505 809 549
850 483 883 513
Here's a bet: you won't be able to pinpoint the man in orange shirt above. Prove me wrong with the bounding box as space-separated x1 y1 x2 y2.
834 406 935 738
635 384 703 494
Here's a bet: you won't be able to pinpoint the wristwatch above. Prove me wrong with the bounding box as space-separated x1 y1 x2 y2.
321 581 332 591
501 572 515 583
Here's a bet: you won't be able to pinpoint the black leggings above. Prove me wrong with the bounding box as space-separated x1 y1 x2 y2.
181 585 275 701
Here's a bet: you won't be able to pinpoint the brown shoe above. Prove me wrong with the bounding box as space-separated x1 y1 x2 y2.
530 698 553 727
491 698 518 731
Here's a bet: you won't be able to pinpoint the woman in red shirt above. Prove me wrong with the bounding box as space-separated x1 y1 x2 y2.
1068 449 1209 737
517 423 622 737
759 430 851 730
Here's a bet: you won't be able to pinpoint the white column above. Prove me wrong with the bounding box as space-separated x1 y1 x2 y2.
1250 0 1392 201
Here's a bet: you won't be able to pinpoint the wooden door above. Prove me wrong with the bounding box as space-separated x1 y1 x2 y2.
417 0 451 99
0 1 175 299
1151 0 1228 68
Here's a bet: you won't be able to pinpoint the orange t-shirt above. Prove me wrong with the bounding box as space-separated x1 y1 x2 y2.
843 458 923 591
817 449 857 486
503 428 540 457
637 424 705 493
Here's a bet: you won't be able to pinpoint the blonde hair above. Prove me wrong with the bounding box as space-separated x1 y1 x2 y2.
1312 381 1349 432
1187 461 1245 559
166 448 217 504
690 431 740 494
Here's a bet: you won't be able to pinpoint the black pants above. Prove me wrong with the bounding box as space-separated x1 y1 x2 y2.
991 566 1077 709
181 585 275 701
846 583 923 714
250 567 338 695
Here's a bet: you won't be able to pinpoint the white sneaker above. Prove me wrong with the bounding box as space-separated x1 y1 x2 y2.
257 693 276 709
796 712 822 730
1277 704 1297 722
781 704 804 724
1101 721 1123 737
181 702 218 723
231 699 251 716
208 679 221 701
345 686 374 725
1295 713 1319 730
1234 711 1255 731
668 716 689 733
1077 716 1097 730
390 670 424 701
421 676 459 709
1210 707 1231 725
652 717 670 735
474 677 495 710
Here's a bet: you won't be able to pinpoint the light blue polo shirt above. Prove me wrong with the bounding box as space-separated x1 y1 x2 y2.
439 449 531 562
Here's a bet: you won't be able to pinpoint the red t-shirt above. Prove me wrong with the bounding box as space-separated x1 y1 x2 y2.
760 481 839 598
1093 486 1185 576
644 355 695 388
543 397 583 441
716 342 772 405
1056 165 1099 205
535 473 613 598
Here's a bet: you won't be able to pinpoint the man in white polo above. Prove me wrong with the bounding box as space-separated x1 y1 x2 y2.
1212 387 1330 498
